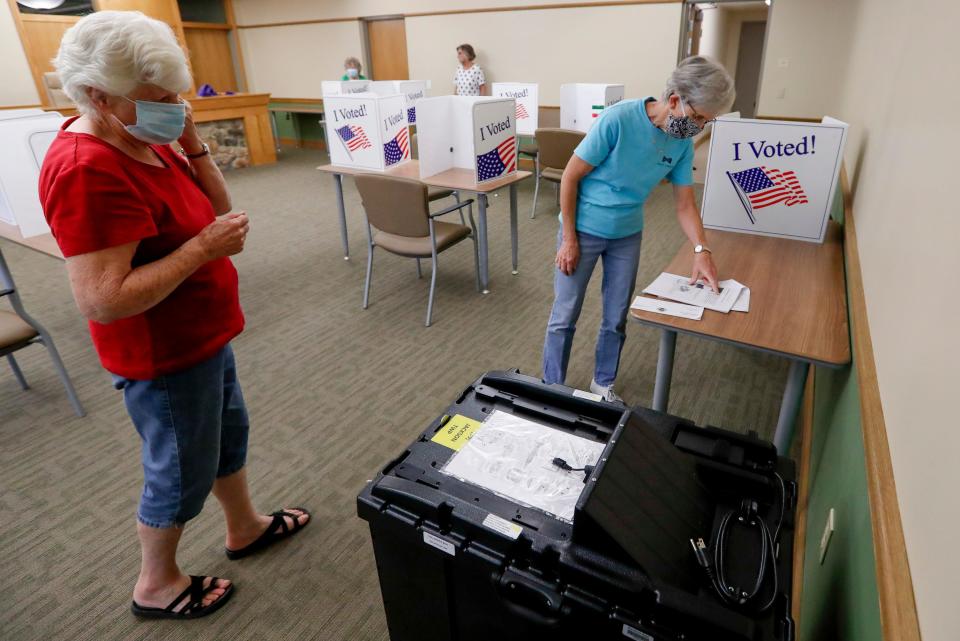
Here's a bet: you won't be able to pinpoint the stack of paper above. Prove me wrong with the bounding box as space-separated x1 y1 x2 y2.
632 272 750 321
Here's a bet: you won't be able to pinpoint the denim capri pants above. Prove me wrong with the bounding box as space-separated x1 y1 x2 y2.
113 344 249 529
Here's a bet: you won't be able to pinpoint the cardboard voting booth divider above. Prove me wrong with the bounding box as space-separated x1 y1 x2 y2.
416 96 517 185
560 83 624 132
323 94 411 171
491 83 539 136
368 80 430 125
321 80 372 96
0 115 66 235
701 115 849 243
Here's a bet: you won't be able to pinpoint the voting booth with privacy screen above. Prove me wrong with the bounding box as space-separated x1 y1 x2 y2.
321 80 372 96
358 371 798 641
417 96 517 184
491 83 539 136
323 94 411 171
369 80 431 125
560 83 625 132
0 113 66 237
701 115 849 243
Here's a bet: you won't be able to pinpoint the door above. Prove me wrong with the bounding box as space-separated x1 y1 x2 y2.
366 18 409 80
732 21 766 118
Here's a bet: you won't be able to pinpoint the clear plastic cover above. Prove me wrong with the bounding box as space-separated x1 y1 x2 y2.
441 410 605 522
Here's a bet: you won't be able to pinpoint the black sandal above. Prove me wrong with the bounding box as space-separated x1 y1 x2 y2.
131 575 234 619
225 507 310 560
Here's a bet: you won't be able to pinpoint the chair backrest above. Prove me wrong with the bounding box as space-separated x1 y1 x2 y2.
354 174 431 238
0 247 16 295
535 128 586 171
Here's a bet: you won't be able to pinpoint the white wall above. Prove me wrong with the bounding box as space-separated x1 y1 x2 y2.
0 2 40 107
235 1 683 105
761 1 960 639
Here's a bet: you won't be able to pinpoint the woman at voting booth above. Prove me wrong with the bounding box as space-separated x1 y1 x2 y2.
543 56 734 401
342 56 367 80
37 12 309 620
454 44 486 96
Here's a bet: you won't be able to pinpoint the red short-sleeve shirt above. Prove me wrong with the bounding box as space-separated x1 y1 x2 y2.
39 117 245 380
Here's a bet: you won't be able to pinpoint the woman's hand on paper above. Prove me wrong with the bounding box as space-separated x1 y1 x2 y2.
690 252 719 292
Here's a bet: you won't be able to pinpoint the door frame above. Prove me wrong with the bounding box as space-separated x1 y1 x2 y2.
361 13 406 80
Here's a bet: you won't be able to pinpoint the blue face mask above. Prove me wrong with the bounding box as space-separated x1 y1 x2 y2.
122 97 186 145
345 67 359 78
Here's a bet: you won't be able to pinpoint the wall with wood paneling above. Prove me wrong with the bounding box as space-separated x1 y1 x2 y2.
0 1 41 106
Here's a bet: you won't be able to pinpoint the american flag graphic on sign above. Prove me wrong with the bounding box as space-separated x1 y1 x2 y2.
476 136 516 182
516 103 529 119
383 127 410 166
407 107 416 123
726 166 808 224
336 124 372 152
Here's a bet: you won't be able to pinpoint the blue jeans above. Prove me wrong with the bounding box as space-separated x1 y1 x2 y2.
543 229 643 387
113 344 249 529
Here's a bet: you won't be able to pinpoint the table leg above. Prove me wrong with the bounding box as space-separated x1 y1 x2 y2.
773 360 810 454
269 111 281 153
509 183 519 275
652 329 677 412
332 174 349 260
477 193 490 294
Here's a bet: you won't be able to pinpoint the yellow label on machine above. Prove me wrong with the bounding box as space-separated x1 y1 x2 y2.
431 415 482 451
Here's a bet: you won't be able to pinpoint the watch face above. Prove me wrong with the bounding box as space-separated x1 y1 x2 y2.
694 244 703 253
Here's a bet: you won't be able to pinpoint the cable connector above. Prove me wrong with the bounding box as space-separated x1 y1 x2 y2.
690 538 711 569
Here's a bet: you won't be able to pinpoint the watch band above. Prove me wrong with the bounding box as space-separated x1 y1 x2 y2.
184 142 210 159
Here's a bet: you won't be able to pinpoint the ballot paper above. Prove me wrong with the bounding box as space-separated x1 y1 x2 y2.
631 296 704 320
441 410 605 522
643 272 744 314
732 285 750 312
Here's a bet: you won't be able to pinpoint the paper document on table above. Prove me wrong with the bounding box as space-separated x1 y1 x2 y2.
643 272 744 313
441 409 605 522
731 285 750 312
631 296 704 320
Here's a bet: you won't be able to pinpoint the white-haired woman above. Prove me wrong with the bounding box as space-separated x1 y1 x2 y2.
341 56 366 80
542 56 735 402
39 11 309 619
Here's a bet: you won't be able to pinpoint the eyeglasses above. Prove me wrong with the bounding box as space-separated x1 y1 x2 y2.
685 101 716 128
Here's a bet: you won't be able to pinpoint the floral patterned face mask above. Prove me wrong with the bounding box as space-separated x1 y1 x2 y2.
664 96 702 139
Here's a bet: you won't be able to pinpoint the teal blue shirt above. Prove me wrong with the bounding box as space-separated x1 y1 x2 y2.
571 97 694 239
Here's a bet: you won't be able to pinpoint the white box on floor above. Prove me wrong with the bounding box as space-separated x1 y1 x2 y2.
560 83 625 132
321 80 372 96
416 96 517 184
323 94 411 171
701 114 849 243
0 115 67 236
491 83 539 135
368 80 431 125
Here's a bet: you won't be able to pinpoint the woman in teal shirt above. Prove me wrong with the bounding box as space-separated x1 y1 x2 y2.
543 56 735 402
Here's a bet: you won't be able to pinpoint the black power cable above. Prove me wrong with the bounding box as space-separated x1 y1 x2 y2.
690 472 786 613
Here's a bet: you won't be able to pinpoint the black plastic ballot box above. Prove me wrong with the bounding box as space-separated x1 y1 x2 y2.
357 371 797 641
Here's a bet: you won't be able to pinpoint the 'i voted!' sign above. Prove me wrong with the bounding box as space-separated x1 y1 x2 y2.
701 115 848 243
473 101 517 183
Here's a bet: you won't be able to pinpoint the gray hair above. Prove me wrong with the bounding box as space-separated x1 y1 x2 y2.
54 11 191 114
662 56 735 115
344 56 362 71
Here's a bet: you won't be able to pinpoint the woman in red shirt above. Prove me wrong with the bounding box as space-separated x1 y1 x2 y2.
40 11 309 619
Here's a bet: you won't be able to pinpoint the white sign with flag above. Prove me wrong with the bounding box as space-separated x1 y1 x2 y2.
321 80 371 96
701 115 848 243
323 94 410 171
368 80 430 125
491 83 538 135
560 83 624 132
417 96 516 185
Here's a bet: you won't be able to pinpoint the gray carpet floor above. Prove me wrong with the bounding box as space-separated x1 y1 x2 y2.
0 149 787 640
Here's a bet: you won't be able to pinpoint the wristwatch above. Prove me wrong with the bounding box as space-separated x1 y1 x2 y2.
183 142 210 159
694 243 712 255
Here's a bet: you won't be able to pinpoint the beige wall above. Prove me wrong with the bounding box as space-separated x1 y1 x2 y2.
761 0 960 639
0 2 41 107
234 1 682 104
699 5 767 77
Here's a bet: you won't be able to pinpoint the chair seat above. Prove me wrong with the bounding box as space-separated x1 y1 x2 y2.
519 141 538 157
427 187 455 202
0 310 38 349
374 221 471 258
540 167 564 182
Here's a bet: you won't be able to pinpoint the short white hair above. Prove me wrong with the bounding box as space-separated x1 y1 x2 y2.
662 56 736 115
54 11 191 114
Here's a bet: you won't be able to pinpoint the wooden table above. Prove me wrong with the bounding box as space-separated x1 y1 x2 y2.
317 160 532 293
630 222 850 453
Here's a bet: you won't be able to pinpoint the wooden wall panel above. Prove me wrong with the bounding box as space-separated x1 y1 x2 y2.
367 18 409 80
184 27 238 92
